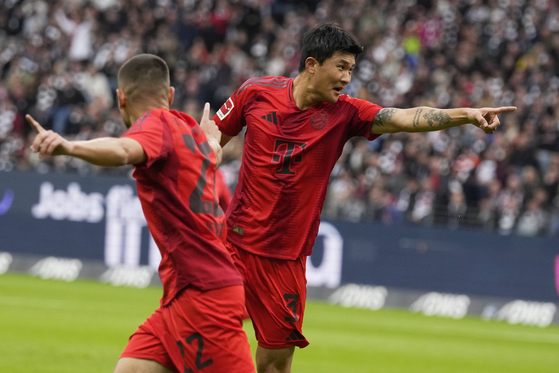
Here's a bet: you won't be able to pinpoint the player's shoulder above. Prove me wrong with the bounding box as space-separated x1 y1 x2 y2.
235 76 291 96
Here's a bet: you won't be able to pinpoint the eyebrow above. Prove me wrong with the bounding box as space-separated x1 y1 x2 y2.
337 59 355 67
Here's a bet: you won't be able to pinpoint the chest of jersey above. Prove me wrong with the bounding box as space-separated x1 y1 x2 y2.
242 93 349 177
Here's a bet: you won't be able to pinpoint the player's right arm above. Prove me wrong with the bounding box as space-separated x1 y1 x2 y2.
219 134 234 148
213 79 257 148
27 114 146 167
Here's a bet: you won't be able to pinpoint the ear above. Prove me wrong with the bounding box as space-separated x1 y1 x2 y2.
168 86 175 107
116 89 126 109
305 57 318 74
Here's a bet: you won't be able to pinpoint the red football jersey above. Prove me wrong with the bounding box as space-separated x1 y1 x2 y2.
123 109 243 306
215 168 233 213
214 77 382 260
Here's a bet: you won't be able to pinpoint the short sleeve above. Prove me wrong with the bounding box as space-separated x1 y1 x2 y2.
346 96 383 141
122 110 169 167
213 79 256 137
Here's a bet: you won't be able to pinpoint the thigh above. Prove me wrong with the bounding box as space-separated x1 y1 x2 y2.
113 357 174 373
120 309 178 372
235 246 309 349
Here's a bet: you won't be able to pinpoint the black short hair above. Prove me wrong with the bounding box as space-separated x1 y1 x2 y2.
298 23 364 72
117 54 170 102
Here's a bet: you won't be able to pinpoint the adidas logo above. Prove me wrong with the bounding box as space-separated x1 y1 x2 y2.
285 329 305 342
261 111 278 125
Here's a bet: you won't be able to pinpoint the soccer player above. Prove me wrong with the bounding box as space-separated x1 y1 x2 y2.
212 23 516 373
27 54 255 373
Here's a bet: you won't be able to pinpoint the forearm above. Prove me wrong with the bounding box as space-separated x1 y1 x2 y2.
68 138 142 167
371 107 472 134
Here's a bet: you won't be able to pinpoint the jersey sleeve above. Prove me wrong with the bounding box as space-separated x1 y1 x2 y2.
346 96 383 141
122 111 170 167
213 79 256 137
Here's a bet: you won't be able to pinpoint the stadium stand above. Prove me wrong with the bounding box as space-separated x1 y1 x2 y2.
1 0 559 236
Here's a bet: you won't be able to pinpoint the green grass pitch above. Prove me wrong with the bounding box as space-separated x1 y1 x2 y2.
1 272 558 372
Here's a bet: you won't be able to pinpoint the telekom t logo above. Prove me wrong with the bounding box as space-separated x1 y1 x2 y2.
272 140 307 174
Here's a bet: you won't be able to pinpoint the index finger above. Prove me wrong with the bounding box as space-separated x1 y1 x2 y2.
26 114 46 133
201 102 211 121
490 106 517 114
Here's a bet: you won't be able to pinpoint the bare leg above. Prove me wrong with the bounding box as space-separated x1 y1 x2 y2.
255 345 295 373
113 357 174 373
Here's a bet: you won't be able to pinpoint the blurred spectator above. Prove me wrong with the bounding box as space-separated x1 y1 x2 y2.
447 189 467 229
516 197 548 236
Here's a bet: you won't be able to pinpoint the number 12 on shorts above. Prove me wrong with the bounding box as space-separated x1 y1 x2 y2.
176 333 214 372
283 294 299 322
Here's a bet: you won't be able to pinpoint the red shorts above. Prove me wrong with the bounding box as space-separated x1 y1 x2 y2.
121 285 254 373
226 242 309 349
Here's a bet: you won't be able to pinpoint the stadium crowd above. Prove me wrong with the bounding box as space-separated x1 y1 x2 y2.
1 0 559 236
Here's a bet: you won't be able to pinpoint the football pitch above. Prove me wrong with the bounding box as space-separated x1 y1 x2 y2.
1 273 558 373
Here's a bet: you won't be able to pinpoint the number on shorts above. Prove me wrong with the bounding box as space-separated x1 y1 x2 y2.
176 333 214 372
283 294 299 322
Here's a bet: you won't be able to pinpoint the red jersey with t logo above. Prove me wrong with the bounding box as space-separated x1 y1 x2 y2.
214 77 382 260
123 109 243 306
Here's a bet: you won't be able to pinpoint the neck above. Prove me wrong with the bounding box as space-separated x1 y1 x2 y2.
292 73 322 110
128 103 169 126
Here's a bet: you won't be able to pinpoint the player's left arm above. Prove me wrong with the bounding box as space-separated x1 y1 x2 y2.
370 106 516 135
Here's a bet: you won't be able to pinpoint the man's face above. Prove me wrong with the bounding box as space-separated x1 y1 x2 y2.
312 52 355 104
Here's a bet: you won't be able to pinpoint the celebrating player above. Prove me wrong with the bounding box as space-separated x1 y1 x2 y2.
28 54 255 373
212 23 516 373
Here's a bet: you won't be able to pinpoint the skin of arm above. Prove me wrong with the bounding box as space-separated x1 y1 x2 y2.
219 134 234 148
27 114 147 167
56 137 146 166
370 106 516 135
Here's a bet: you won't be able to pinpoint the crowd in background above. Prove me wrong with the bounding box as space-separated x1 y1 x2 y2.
2 0 559 236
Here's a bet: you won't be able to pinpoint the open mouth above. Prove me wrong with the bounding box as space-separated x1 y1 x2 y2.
333 87 343 93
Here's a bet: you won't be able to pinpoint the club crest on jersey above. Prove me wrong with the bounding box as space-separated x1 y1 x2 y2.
217 98 234 120
310 110 328 130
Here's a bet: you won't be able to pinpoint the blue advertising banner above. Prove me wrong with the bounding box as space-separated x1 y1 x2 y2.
1 171 159 266
2 171 559 305
313 221 559 303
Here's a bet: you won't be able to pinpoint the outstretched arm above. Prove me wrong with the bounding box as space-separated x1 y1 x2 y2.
27 115 146 167
370 106 517 135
